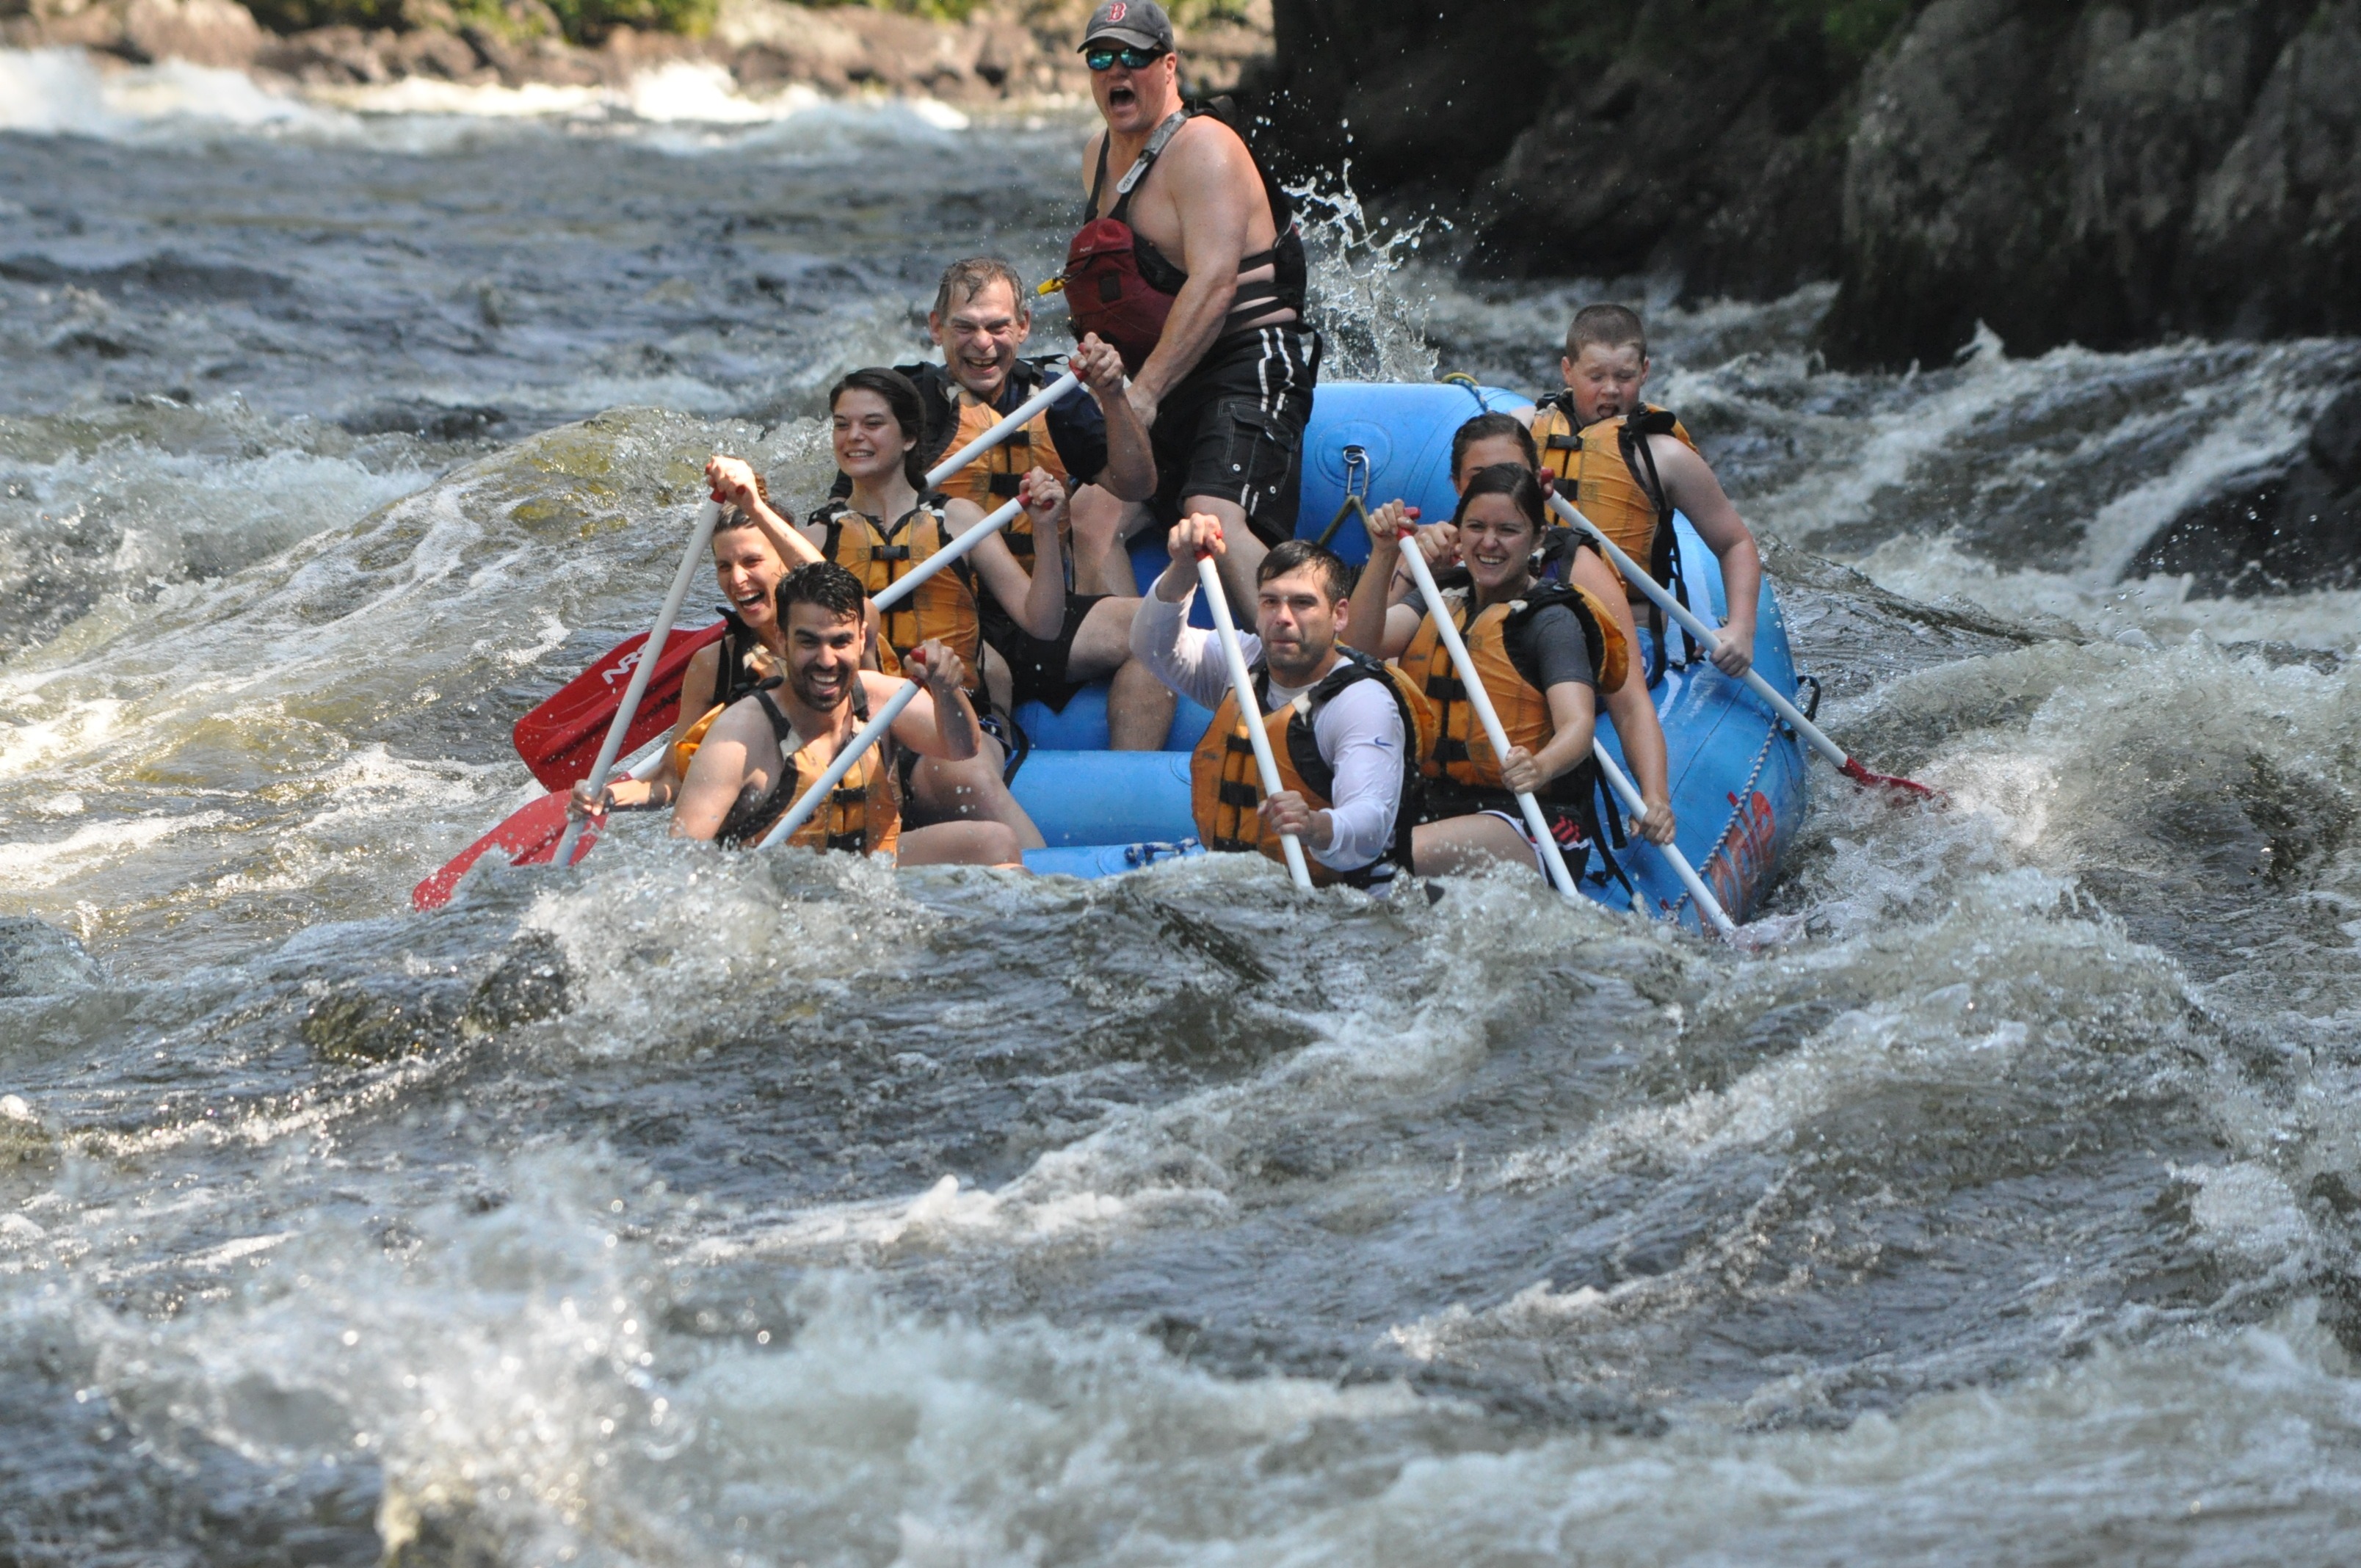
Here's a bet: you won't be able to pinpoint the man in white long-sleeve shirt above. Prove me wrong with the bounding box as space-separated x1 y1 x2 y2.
1133 514 1429 889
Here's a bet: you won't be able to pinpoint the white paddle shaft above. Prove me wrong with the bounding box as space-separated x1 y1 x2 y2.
923 372 1079 489
1195 554 1313 890
1591 741 1736 937
755 680 921 851
554 497 722 865
1545 491 1846 771
1393 540 1583 901
872 497 1021 614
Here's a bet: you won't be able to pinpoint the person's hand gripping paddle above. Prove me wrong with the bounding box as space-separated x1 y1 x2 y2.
1543 490 1940 801
1190 518 1314 890
421 373 1085 910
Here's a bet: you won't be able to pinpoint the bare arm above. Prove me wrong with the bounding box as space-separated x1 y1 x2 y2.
1500 681 1598 795
669 700 770 841
1345 501 1450 658
1073 334 1155 502
948 494 1065 643
882 652 979 762
1128 123 1259 415
706 457 823 570
1652 436 1761 678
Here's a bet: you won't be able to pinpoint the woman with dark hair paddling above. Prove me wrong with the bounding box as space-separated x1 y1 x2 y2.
723 368 1053 850
1345 464 1635 882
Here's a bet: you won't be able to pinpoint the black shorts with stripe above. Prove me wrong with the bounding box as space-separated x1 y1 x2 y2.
981 592 1108 714
1150 324 1322 548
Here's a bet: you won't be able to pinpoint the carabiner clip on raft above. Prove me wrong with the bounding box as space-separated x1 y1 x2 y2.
1313 443 1372 549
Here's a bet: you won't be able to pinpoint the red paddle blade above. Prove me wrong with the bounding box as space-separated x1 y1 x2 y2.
511 620 725 791
412 791 604 911
1839 756 1945 803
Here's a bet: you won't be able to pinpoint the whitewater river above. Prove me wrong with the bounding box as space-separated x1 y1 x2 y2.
4 46 2361 1566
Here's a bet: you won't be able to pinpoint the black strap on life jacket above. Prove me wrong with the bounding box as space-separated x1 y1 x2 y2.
711 607 766 708
1280 650 1421 887
1620 406 1695 685
1087 103 1306 328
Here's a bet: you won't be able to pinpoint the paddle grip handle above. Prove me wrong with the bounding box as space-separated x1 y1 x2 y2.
1393 544 1583 901
1195 554 1313 890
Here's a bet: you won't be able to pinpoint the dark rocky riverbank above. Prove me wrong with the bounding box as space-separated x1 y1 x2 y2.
1254 0 2361 369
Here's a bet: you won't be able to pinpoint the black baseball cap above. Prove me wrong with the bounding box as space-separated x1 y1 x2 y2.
1078 0 1175 54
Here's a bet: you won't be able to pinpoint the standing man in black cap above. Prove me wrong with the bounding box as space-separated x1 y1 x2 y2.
1062 0 1319 621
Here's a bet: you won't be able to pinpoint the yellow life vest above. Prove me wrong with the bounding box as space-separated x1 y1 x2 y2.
1189 650 1436 888
813 495 982 691
715 685 902 855
1528 399 1697 597
1399 576 1625 799
936 392 1070 572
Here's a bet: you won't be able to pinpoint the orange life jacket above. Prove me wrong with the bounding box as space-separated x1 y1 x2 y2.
1189 649 1435 888
712 683 901 855
811 494 982 690
932 388 1070 578
1529 397 1700 680
1399 576 1625 800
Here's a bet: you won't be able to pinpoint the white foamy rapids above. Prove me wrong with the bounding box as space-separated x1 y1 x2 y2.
0 409 803 961
0 46 977 149
52 1147 2361 1564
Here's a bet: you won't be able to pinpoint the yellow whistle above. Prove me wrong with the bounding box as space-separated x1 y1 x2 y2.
1036 277 1065 297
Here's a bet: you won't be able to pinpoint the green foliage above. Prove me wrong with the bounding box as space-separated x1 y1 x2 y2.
540 0 720 42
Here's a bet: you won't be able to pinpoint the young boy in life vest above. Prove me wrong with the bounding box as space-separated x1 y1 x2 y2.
1131 516 1424 890
1527 304 1763 680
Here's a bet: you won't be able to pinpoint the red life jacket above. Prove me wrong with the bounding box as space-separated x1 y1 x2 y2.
1062 106 1306 374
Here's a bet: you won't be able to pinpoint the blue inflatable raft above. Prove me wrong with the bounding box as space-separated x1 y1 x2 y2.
1007 382 1809 932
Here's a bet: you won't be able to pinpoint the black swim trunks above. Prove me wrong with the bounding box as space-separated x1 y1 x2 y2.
1151 324 1321 548
985 591 1109 713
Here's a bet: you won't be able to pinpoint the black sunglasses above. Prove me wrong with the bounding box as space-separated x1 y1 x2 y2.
1085 45 1167 71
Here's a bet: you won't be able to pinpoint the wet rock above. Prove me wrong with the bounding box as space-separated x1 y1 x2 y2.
121 0 260 66
0 917 104 998
300 983 457 1061
1822 0 2361 366
461 930 571 1035
338 399 508 440
2129 383 2361 595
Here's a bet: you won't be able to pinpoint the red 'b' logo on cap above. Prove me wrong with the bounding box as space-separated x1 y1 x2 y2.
1109 1 1126 19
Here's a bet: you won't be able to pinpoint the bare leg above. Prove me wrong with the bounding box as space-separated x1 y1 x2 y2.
1412 814 1544 877
908 733 1046 850
1070 486 1145 597
898 820 1027 869
1063 597 1175 752
1178 494 1269 622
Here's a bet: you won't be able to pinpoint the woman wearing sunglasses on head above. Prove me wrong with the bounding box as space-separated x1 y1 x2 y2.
1061 0 1320 634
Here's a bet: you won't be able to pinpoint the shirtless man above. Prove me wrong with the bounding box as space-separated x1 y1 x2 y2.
670 562 1023 868
1528 303 1763 680
1067 0 1318 622
891 259 1175 749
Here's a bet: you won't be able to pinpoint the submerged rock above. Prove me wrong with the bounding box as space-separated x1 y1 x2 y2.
2130 382 2361 595
0 917 104 999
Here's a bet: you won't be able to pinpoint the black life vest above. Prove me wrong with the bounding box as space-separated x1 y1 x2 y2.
1065 101 1308 374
